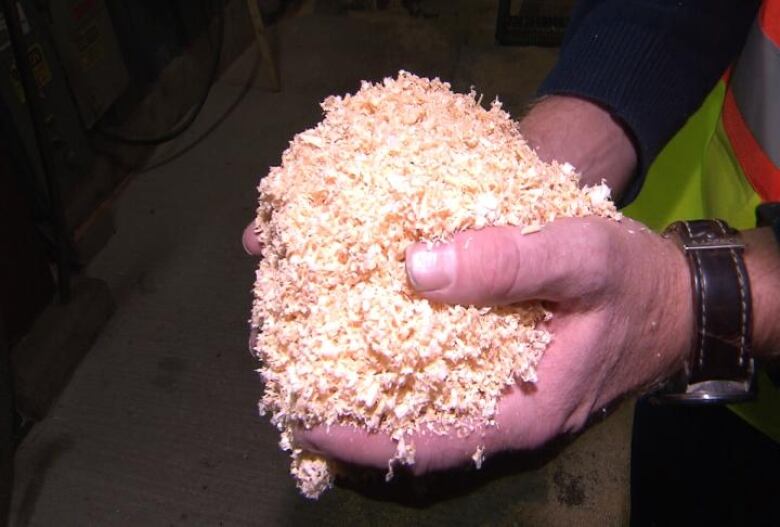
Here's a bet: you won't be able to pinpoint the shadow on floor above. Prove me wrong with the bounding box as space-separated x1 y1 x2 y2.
13 435 74 527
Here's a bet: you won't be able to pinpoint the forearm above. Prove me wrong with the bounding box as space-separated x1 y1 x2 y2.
518 95 637 199
744 227 780 360
536 0 759 205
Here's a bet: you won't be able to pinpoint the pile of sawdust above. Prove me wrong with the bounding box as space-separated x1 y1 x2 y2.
249 71 618 498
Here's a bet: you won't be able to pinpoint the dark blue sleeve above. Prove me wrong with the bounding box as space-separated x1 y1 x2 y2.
538 0 760 206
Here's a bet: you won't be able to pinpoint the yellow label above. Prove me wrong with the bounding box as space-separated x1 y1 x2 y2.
8 43 52 103
27 44 51 88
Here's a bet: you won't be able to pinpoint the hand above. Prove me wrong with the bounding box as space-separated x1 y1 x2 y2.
519 96 637 198
294 216 694 473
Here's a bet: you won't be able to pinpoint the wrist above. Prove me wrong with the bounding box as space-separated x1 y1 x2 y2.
605 220 694 398
743 227 780 360
644 231 696 387
518 95 638 197
664 234 697 374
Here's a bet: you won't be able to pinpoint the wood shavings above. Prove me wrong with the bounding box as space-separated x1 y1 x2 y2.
472 445 486 470
520 225 543 235
386 436 416 482
290 451 334 499
250 71 620 498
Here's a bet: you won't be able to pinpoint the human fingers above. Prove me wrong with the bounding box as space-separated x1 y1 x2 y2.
295 424 487 475
242 222 262 255
294 425 396 470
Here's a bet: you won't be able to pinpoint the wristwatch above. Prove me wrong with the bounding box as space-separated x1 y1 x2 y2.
653 219 756 404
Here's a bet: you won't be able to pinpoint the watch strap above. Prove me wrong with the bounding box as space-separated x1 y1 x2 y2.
663 220 755 402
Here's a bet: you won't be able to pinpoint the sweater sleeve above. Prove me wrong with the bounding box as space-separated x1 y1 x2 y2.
538 0 759 206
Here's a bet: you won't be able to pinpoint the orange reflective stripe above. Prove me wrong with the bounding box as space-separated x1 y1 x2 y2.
760 0 780 47
722 87 780 201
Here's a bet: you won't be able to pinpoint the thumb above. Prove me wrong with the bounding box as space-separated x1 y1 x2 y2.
404 219 610 306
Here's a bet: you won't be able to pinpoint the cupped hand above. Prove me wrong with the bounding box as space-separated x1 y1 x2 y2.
288 217 694 473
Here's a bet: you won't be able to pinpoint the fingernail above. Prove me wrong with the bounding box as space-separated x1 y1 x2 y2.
406 243 456 292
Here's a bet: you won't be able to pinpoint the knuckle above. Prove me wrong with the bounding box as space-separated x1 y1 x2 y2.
469 230 523 303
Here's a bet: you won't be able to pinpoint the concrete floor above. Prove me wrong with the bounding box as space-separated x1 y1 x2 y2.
10 4 633 525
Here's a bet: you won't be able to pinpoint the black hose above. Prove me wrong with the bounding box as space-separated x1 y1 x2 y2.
95 0 225 146
140 54 260 173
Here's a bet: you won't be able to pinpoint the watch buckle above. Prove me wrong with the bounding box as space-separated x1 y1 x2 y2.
682 236 743 251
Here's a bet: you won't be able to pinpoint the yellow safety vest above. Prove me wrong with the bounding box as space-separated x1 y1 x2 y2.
624 1 780 441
